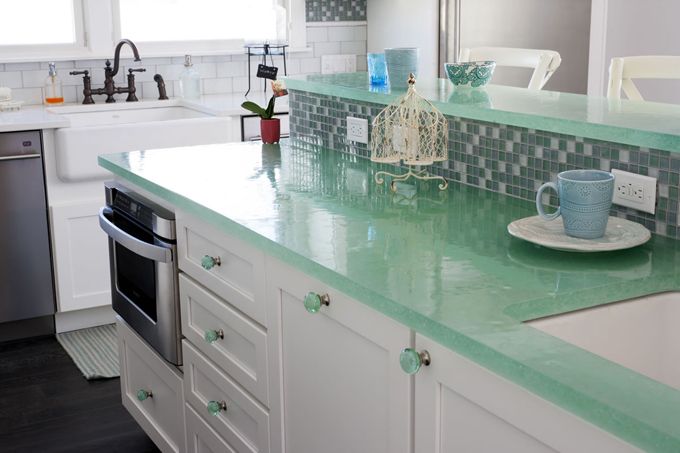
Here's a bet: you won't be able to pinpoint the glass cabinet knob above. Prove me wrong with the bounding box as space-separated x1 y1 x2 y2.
136 389 153 401
201 255 221 270
303 292 330 314
399 348 431 375
204 329 224 344
207 400 227 416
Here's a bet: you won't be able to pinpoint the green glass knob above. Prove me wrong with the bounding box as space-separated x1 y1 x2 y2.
201 255 221 270
399 348 431 375
207 400 227 416
303 292 330 314
136 389 152 401
204 329 224 344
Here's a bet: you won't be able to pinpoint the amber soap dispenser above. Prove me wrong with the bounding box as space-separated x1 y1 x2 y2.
44 62 64 105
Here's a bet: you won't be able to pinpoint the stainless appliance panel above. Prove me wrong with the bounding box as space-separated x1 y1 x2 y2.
0 131 55 324
455 0 592 94
102 182 181 365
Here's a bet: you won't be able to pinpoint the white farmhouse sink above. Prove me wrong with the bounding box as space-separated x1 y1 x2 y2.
49 101 232 182
527 292 680 390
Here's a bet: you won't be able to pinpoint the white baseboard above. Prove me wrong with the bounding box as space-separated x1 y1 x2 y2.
55 305 116 333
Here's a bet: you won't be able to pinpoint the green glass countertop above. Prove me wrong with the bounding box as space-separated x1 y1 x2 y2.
285 72 680 153
100 140 680 451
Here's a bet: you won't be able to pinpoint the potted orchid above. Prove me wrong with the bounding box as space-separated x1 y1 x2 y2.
241 80 288 144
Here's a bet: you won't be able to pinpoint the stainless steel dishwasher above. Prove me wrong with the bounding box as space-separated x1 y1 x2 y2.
0 131 55 341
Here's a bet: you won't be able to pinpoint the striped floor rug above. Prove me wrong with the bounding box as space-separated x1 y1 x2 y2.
56 323 120 380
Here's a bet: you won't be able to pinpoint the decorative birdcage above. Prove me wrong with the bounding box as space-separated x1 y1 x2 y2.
371 74 448 190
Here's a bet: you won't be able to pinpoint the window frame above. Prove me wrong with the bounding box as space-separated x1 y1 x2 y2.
0 0 307 63
110 0 302 55
0 0 88 61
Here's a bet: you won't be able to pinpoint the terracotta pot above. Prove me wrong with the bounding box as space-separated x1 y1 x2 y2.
260 118 281 144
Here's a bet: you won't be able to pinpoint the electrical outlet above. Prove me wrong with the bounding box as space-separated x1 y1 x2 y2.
611 169 657 214
347 116 368 144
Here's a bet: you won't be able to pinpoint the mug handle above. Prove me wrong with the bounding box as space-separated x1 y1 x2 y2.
536 182 561 221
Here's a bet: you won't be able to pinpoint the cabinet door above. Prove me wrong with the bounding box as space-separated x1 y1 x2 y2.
51 199 111 312
414 334 641 453
118 317 185 453
267 258 411 453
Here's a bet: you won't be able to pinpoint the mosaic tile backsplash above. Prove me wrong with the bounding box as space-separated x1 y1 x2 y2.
289 89 680 239
306 0 367 22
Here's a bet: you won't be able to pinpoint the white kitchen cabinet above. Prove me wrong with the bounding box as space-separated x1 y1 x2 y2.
117 317 185 453
177 211 267 326
51 198 111 313
185 403 237 453
414 334 641 453
266 258 412 453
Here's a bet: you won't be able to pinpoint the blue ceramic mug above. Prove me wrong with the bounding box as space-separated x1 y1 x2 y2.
536 170 615 239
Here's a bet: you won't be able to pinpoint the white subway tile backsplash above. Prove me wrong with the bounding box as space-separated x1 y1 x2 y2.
313 41 341 58
10 87 43 104
341 41 366 55
300 58 322 74
0 25 364 103
328 26 356 42
0 72 23 89
40 61 76 70
4 62 40 71
203 78 233 94
62 85 78 103
217 61 247 78
307 27 328 43
200 55 233 63
193 63 217 78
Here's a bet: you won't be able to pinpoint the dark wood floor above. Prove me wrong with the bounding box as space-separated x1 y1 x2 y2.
0 335 160 453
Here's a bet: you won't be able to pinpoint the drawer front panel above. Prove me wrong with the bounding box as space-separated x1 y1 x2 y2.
186 404 237 453
183 341 270 453
117 317 184 453
180 273 269 405
177 212 266 325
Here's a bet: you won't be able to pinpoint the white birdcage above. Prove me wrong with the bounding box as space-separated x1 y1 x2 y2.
370 74 449 190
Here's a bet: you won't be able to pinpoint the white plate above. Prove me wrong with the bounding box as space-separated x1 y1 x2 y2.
507 215 651 252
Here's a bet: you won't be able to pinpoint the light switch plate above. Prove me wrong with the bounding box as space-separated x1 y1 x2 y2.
347 116 368 144
611 169 657 214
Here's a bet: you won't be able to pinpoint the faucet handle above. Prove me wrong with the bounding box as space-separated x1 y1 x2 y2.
70 70 89 76
128 68 146 74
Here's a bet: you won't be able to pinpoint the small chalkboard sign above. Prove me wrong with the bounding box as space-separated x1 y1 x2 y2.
257 64 278 80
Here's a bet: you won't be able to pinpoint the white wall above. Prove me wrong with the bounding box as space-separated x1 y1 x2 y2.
367 0 440 80
589 0 680 102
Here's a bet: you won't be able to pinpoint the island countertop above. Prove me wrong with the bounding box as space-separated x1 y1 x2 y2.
284 73 680 153
100 139 680 452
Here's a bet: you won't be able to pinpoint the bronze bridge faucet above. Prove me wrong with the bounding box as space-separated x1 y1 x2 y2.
70 39 169 104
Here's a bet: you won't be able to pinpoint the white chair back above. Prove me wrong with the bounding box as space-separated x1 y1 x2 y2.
607 56 680 101
459 47 562 90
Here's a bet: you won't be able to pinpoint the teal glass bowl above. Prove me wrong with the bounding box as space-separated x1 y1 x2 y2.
444 61 496 88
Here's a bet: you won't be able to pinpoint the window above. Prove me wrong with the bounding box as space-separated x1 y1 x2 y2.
0 0 306 62
0 0 84 58
115 0 303 53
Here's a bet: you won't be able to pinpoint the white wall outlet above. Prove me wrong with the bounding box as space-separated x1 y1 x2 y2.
347 116 368 144
611 169 657 214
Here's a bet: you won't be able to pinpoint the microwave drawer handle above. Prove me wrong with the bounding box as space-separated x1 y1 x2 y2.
98 207 172 263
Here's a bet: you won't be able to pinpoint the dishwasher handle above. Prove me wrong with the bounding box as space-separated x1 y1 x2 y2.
0 153 41 162
99 207 173 263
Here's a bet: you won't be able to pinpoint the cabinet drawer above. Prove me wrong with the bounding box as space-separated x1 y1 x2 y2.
180 273 269 405
183 341 270 453
177 212 266 325
117 317 185 453
186 403 237 453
